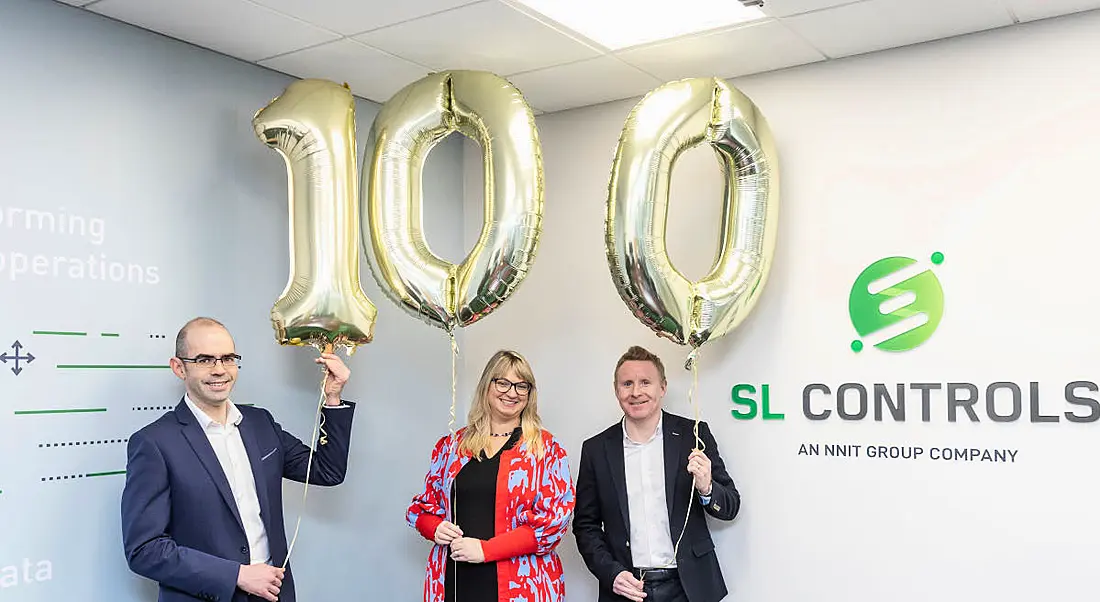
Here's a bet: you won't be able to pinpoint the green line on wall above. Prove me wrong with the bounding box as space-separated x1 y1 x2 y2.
86 470 126 478
56 364 169 369
14 408 108 415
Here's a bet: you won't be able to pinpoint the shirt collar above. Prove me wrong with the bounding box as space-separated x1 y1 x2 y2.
622 413 663 445
184 394 243 430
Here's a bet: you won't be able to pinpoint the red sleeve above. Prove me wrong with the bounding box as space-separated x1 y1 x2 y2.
407 434 456 541
416 513 444 542
480 525 538 562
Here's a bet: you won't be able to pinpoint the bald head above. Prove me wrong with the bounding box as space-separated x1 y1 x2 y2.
174 317 228 358
170 317 238 408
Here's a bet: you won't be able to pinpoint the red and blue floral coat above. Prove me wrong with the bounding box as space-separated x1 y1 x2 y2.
407 428 576 602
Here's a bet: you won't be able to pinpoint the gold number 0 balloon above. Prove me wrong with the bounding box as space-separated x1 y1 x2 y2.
606 77 779 349
362 71 543 332
252 79 378 352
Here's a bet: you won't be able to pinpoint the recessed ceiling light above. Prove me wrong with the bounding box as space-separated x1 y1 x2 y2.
512 0 767 51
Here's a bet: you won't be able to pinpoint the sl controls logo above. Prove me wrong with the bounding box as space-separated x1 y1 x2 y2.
848 251 945 353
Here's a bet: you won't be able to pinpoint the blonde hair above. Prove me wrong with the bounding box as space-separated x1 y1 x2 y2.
459 350 545 460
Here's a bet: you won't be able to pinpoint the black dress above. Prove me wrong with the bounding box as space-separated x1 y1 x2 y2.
444 427 521 601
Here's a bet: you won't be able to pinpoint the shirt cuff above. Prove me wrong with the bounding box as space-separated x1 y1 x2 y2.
698 493 712 505
415 514 444 542
481 526 538 562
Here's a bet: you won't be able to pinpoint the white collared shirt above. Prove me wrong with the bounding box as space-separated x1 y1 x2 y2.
623 415 676 568
185 395 270 565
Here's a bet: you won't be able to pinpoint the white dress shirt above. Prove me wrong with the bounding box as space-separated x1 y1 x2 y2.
185 395 270 565
623 415 677 568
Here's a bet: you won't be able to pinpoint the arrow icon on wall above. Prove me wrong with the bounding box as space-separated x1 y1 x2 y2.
0 340 35 375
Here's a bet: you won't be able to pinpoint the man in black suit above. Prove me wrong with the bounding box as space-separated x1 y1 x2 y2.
574 345 740 602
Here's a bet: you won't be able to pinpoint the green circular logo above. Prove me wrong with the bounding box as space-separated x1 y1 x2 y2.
848 253 944 352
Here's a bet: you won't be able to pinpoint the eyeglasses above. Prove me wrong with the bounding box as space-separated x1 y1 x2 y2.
491 378 532 396
177 354 242 369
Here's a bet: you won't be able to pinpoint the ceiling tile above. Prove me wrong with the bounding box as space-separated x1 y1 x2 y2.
249 0 481 36
782 0 1014 58
617 20 826 81
763 0 863 18
88 0 339 62
509 56 662 113
259 39 431 104
355 0 600 75
1004 0 1100 22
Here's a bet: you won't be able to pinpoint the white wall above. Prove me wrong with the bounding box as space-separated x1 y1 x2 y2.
463 9 1100 601
0 0 465 600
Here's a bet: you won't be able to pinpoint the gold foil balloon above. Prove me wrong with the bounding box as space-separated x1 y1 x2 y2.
253 79 378 352
605 77 779 349
362 70 543 332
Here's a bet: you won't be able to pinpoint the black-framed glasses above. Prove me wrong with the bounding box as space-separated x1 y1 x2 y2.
491 377 532 396
177 354 242 369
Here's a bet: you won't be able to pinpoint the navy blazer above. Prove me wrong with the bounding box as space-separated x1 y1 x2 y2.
574 411 740 602
121 399 355 602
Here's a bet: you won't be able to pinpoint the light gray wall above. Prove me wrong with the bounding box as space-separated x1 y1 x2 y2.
459 9 1100 602
0 0 464 599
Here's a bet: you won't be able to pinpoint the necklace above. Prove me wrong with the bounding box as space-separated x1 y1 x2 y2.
490 427 517 437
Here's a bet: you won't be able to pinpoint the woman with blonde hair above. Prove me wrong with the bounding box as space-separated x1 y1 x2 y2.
407 350 575 602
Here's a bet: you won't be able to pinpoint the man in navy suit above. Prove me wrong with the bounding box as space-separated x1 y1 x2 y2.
121 317 357 602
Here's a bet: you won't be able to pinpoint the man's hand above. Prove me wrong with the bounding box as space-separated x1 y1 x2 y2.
687 449 712 495
316 353 350 405
613 570 647 601
449 537 485 563
433 521 464 546
237 564 285 602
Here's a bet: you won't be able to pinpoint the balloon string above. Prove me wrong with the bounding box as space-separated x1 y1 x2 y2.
281 354 329 571
641 347 702 584
690 348 703 452
447 330 460 602
448 331 459 435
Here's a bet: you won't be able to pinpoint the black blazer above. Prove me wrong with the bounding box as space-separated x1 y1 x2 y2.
574 411 740 602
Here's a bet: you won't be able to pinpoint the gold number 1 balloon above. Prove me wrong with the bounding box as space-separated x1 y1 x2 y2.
362 70 543 332
252 79 378 352
606 77 779 349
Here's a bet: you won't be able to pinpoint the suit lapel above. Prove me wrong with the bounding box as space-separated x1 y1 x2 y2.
238 412 273 530
603 428 630 531
663 412 684 535
176 402 246 533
